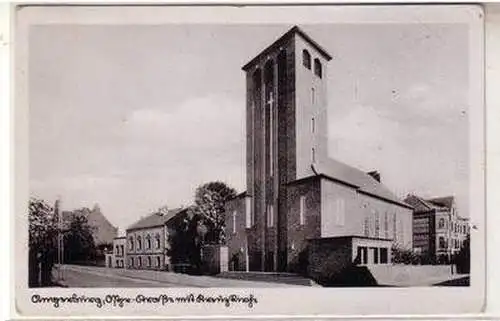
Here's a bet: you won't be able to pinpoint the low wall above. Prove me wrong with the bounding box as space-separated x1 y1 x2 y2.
201 245 229 275
308 237 353 283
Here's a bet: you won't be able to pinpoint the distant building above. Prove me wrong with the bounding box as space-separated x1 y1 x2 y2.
62 204 118 246
225 26 413 275
404 195 470 263
126 208 188 271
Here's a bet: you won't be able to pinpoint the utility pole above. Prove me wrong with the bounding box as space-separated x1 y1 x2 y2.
55 197 64 281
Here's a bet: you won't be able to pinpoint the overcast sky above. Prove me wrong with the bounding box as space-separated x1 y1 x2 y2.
29 23 469 232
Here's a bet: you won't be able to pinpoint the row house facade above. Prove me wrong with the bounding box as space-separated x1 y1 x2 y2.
113 236 126 268
404 195 470 263
125 207 188 271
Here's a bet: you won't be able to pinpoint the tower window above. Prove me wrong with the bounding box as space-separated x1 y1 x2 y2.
267 204 274 227
312 148 316 163
311 117 315 133
314 58 322 78
232 210 237 234
299 196 306 225
245 197 252 228
302 49 311 69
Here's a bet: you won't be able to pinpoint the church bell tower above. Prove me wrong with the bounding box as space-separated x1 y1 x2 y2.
242 26 332 272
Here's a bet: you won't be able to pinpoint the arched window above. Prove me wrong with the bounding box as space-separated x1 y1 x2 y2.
115 245 120 255
302 49 311 69
314 58 322 78
155 234 161 249
137 236 142 250
438 218 445 229
129 237 134 250
130 257 134 267
146 235 151 249
156 256 161 268
147 256 152 267
138 256 142 267
439 237 445 249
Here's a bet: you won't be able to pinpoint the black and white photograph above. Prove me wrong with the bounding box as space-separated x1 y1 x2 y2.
14 4 485 316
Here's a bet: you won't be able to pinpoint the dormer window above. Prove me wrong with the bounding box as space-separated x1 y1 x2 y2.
302 49 311 69
314 58 322 78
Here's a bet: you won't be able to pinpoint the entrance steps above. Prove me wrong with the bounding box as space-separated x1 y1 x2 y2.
217 271 320 286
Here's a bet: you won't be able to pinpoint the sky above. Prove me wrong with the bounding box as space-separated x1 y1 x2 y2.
29 23 470 232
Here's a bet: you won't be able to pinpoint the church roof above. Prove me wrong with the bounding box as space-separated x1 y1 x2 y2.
428 196 455 209
126 207 187 231
312 158 412 209
403 194 449 212
242 25 332 71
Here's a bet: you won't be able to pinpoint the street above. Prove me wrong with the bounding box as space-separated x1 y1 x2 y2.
53 265 304 288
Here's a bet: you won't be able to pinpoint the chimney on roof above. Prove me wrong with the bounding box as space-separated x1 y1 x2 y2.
367 170 381 183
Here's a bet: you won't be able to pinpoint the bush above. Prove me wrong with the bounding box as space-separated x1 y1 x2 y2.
391 245 420 265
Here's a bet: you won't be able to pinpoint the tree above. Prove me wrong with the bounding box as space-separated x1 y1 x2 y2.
167 208 207 274
391 244 420 265
190 181 237 245
455 234 470 274
28 197 59 287
63 215 97 264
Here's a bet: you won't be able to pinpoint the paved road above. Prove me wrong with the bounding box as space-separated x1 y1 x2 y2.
55 265 180 287
54 265 303 288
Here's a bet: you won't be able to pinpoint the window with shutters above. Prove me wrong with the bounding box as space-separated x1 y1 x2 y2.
364 215 369 237
384 212 389 239
335 199 345 226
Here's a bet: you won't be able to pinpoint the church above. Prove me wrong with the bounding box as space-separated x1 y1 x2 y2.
224 26 413 275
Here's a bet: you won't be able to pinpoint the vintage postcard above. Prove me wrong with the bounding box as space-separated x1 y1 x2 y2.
13 4 485 317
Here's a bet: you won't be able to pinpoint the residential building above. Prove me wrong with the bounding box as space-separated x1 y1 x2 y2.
225 26 414 274
113 236 126 268
62 204 118 246
126 207 188 271
404 195 470 263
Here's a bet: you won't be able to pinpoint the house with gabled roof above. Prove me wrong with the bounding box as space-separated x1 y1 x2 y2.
404 194 469 263
126 207 188 271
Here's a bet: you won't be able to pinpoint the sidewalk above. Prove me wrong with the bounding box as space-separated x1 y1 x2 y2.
57 265 308 287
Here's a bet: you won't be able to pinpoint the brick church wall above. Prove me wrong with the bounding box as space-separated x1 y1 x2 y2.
308 237 353 282
225 195 248 271
286 177 321 273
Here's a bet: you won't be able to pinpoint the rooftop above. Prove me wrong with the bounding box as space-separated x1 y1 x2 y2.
311 158 412 209
242 25 332 71
126 207 187 231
